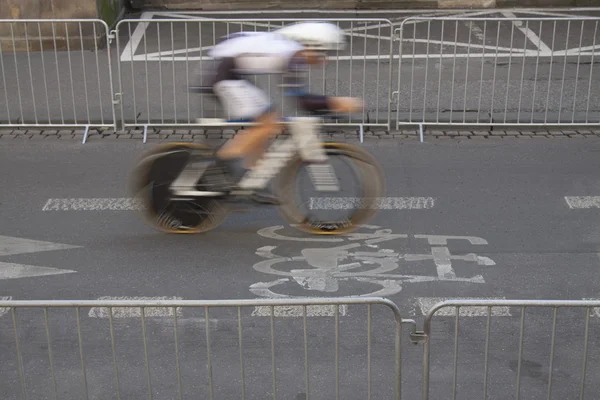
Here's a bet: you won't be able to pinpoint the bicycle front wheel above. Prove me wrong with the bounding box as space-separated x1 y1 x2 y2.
276 142 385 235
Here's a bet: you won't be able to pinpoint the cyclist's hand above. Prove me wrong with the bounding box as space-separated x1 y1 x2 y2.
329 97 363 113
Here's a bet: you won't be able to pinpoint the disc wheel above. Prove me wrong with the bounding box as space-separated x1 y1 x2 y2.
129 142 229 234
276 142 385 235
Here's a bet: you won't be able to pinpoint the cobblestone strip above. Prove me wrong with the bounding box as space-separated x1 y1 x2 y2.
1 128 599 141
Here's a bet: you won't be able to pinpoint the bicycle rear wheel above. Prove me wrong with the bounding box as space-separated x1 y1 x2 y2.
129 142 229 234
276 142 385 235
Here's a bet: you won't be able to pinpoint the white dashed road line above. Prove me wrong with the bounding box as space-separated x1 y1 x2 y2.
416 297 512 317
0 296 12 317
88 296 183 318
565 196 600 209
43 197 435 211
251 305 348 317
43 198 144 211
309 197 436 210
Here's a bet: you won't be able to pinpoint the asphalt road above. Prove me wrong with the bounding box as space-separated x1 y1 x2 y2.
1 137 599 399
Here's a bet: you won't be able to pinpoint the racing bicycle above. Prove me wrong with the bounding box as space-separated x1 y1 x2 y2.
129 112 385 236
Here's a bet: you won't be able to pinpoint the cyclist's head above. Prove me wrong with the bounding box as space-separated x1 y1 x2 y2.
275 22 346 52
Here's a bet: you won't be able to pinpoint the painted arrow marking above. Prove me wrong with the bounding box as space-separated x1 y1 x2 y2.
0 235 80 280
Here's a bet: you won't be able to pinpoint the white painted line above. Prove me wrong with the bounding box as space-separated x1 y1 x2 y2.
120 11 153 62
565 196 600 209
417 297 512 317
252 304 348 317
0 296 12 317
309 197 435 210
502 12 553 53
0 262 76 280
463 21 485 42
88 296 183 318
43 198 144 211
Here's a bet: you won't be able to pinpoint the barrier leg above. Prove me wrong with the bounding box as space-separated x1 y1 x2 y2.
143 125 148 144
82 125 90 144
360 125 364 143
419 124 424 143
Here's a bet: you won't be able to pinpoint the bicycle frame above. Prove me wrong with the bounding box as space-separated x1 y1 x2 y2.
170 117 341 197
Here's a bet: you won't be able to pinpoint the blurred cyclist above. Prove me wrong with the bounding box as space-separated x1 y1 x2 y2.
205 22 362 204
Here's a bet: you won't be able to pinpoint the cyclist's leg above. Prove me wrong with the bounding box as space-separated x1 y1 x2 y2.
211 78 281 203
212 79 280 167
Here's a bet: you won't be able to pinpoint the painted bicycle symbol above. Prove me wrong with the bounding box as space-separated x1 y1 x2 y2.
249 225 496 298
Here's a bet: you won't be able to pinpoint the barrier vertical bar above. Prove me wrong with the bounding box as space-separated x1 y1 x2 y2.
462 21 473 124
579 309 590 400
571 20 585 123
546 307 558 400
558 21 571 123
362 23 367 125
158 23 164 124
10 24 25 123
503 21 516 124
422 20 431 123
24 23 39 125
173 308 183 400
128 22 138 126
108 308 122 400
38 22 52 123
436 21 444 124
238 307 246 400
205 307 214 400
452 307 459 400
544 20 557 125
585 21 598 124
65 23 78 124
489 21 501 124
517 21 528 124
335 304 340 400
43 308 58 400
367 304 372 400
141 307 153 400
516 307 526 400
76 307 90 400
171 22 177 124
483 307 491 399
409 22 416 123
303 306 310 400
376 22 381 123
92 23 105 125
185 22 190 124
530 21 543 124
449 21 458 123
79 23 91 124
0 36 11 123
52 23 65 125
349 21 354 123
270 306 277 400
476 21 487 124
12 308 27 400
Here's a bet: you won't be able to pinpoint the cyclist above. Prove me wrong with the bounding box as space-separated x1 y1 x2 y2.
205 21 362 204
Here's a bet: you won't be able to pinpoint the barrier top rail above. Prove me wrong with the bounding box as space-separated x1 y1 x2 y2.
423 299 600 331
0 296 399 310
400 16 600 22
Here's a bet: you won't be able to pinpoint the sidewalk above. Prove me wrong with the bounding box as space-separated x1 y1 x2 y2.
1 127 599 141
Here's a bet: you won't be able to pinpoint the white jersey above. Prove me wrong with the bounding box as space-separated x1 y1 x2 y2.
208 32 304 75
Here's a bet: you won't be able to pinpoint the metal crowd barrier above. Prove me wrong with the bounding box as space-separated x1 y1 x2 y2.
0 19 117 135
0 297 408 400
416 299 600 400
395 16 600 131
114 18 394 135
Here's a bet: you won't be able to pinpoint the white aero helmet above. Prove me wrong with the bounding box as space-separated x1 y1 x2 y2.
275 22 346 51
